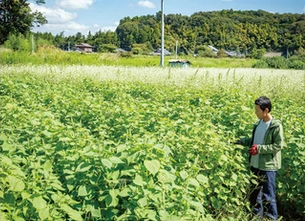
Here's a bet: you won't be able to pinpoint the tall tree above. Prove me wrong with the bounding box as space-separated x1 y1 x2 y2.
0 0 47 44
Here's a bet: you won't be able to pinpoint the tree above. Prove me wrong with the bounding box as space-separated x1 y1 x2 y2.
0 0 47 44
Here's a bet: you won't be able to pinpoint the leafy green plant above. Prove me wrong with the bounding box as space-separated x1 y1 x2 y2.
1 65 304 220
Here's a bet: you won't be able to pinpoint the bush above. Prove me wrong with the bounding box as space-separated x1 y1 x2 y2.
131 43 151 55
250 48 266 59
217 49 228 58
4 33 31 52
289 60 305 70
99 44 117 53
119 51 133 58
196 45 216 58
265 56 290 69
132 47 143 55
252 60 268 68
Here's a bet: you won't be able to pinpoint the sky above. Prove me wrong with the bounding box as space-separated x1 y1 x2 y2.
29 0 305 36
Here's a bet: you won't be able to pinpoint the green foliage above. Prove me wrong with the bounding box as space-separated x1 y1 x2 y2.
0 9 299 58
253 53 305 70
4 33 32 52
0 49 257 68
289 60 305 70
196 45 216 58
115 10 304 55
131 43 152 55
264 56 290 69
252 60 268 69
0 0 47 44
217 49 228 58
99 44 117 53
250 48 266 59
1 65 304 220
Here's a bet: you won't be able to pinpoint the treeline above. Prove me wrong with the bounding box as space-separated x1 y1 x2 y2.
3 10 305 59
30 10 304 56
116 10 305 56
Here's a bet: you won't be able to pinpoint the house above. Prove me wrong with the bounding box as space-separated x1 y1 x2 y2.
75 43 93 53
208 45 242 57
150 48 171 56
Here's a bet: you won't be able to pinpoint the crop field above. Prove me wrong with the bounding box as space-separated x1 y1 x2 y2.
1 65 305 221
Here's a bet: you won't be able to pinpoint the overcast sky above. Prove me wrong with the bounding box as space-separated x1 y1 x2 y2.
29 0 305 36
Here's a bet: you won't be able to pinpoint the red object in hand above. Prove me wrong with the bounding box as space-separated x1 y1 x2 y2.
249 145 258 155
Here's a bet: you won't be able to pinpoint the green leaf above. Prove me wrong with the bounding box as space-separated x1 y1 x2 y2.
7 176 25 192
196 174 209 184
38 207 49 220
144 160 160 176
137 197 147 207
189 200 205 213
12 216 25 221
188 178 200 187
117 144 128 153
59 137 72 142
179 170 188 180
158 169 176 184
231 173 238 181
147 209 157 221
105 189 119 207
61 204 83 221
119 188 130 197
102 159 112 169
1 142 12 151
78 185 88 196
75 162 92 172
110 156 124 164
1 155 12 165
133 174 144 186
42 130 51 137
21 191 31 199
32 196 47 209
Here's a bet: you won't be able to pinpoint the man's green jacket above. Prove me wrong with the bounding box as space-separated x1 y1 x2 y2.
241 118 284 171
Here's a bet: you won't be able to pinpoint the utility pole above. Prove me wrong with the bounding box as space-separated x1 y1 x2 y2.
160 0 164 67
32 34 34 53
175 40 178 59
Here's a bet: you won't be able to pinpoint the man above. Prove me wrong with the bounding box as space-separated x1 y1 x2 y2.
235 96 284 220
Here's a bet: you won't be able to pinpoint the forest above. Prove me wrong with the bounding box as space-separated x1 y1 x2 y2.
0 0 304 58
30 10 305 57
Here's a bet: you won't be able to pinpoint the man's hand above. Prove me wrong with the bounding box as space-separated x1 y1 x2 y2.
249 145 258 155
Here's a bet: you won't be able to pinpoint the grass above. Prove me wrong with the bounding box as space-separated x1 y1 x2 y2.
0 47 256 68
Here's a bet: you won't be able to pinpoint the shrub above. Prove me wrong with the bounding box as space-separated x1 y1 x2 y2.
217 49 228 58
265 56 290 69
119 51 133 58
196 45 216 58
252 60 268 69
4 33 31 52
289 60 305 70
250 48 266 59
99 44 117 53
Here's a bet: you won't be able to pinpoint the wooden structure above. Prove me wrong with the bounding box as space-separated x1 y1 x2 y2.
75 43 93 53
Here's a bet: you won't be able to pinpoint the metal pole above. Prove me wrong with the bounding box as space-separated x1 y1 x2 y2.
32 34 34 53
175 40 178 59
160 0 164 67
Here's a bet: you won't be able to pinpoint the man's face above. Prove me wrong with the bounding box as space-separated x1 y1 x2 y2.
255 104 267 119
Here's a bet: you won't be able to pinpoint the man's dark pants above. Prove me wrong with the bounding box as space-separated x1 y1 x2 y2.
250 167 278 220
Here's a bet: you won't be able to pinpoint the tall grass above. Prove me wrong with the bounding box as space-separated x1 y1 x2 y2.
0 47 256 68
